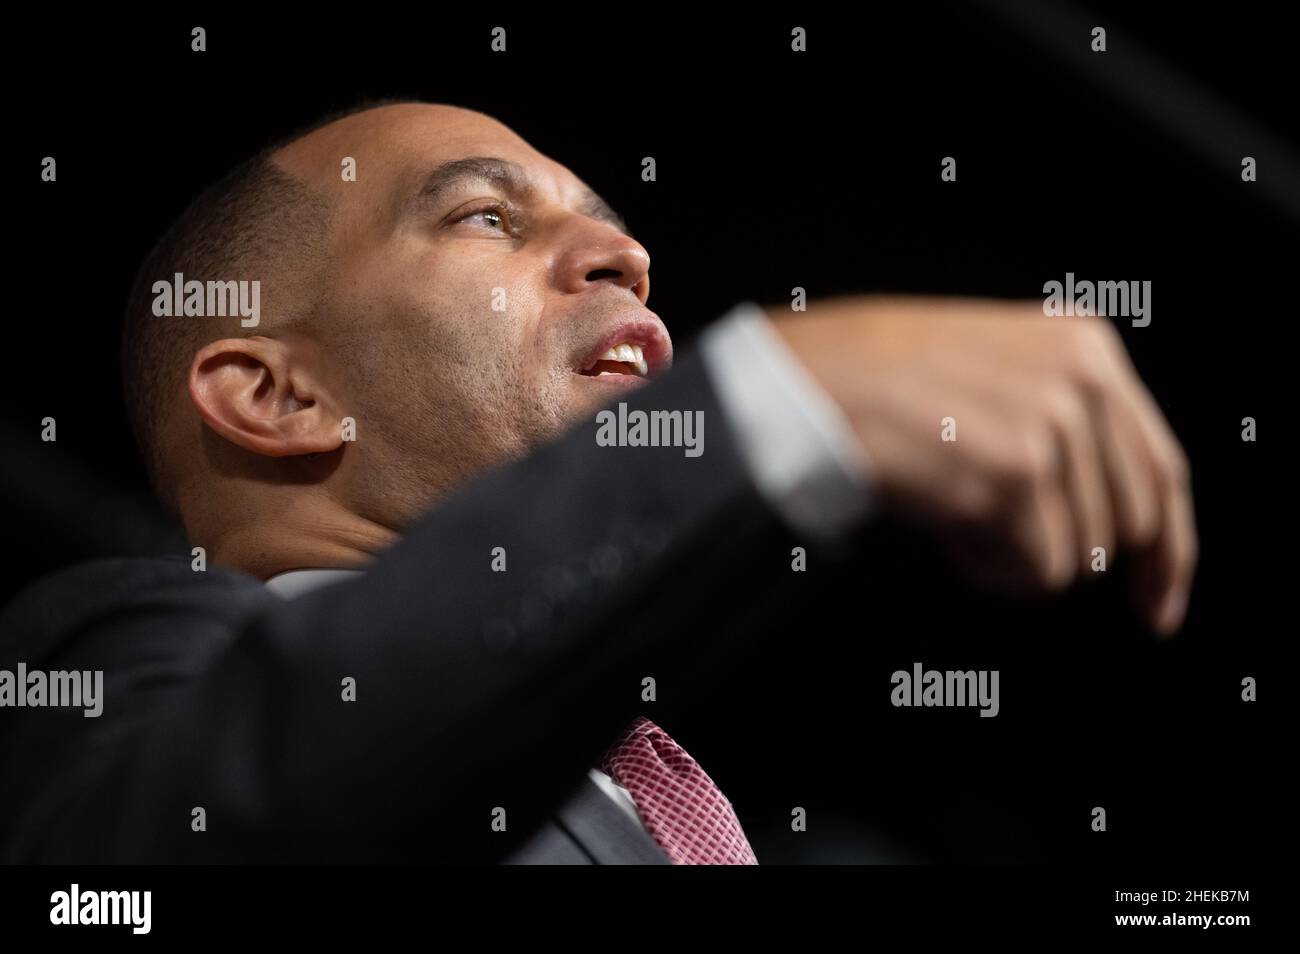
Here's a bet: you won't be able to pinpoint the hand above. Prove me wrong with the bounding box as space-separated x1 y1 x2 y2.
770 296 1198 635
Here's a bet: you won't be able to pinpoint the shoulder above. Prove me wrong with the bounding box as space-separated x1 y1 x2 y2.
0 556 273 658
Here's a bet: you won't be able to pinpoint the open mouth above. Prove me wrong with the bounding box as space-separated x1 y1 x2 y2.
572 319 671 382
575 342 649 378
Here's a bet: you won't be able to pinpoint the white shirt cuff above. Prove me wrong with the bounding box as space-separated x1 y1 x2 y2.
700 301 874 541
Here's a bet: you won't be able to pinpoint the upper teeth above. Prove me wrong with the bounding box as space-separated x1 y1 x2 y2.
595 342 648 376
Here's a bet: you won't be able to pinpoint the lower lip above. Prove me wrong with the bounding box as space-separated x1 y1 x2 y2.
573 371 650 390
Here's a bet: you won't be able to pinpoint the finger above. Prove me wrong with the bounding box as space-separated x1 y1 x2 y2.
1001 452 1077 591
1030 480 1078 590
929 386 1079 592
1144 459 1198 636
1095 389 1161 548
1045 384 1115 573
1113 378 1199 635
939 356 1113 579
925 361 1089 590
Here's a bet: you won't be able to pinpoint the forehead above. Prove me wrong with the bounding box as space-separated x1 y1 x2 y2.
272 103 588 210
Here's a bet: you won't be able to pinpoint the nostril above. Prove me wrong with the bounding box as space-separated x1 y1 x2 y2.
586 268 621 282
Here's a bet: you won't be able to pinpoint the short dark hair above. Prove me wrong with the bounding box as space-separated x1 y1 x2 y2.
121 98 424 515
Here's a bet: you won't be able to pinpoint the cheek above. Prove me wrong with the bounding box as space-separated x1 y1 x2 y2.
360 250 574 428
414 256 547 365
407 301 554 427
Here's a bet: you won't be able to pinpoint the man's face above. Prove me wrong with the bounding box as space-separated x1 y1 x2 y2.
273 104 671 524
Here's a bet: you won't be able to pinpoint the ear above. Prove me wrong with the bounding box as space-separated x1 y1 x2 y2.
188 336 343 458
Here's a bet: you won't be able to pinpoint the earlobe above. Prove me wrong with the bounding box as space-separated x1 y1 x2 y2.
188 337 343 458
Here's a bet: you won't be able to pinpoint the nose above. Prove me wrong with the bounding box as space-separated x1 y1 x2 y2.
552 217 651 304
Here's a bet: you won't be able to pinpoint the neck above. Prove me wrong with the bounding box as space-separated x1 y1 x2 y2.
192 493 401 580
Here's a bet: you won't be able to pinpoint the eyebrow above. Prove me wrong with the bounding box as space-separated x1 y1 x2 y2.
413 155 631 237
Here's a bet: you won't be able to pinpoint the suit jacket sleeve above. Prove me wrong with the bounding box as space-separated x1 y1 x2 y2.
0 348 795 863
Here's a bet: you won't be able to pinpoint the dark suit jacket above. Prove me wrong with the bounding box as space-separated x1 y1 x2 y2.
0 350 791 863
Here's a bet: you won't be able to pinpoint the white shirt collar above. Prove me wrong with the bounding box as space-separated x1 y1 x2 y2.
264 567 363 599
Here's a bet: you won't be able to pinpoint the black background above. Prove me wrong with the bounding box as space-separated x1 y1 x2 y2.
4 4 1289 866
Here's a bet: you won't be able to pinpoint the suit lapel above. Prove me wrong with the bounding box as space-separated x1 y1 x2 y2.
554 775 671 864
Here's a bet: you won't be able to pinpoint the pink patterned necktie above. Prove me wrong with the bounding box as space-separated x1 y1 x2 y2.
598 715 759 865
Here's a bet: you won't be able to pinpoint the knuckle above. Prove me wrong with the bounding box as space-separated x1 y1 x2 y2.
1076 350 1112 394
1068 331 1115 390
1044 383 1087 430
1154 445 1191 490
1015 427 1058 487
1123 502 1160 547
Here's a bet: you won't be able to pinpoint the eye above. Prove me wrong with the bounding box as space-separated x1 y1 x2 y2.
450 201 519 235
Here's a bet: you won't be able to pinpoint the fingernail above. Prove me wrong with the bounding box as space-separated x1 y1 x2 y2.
1155 587 1188 635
